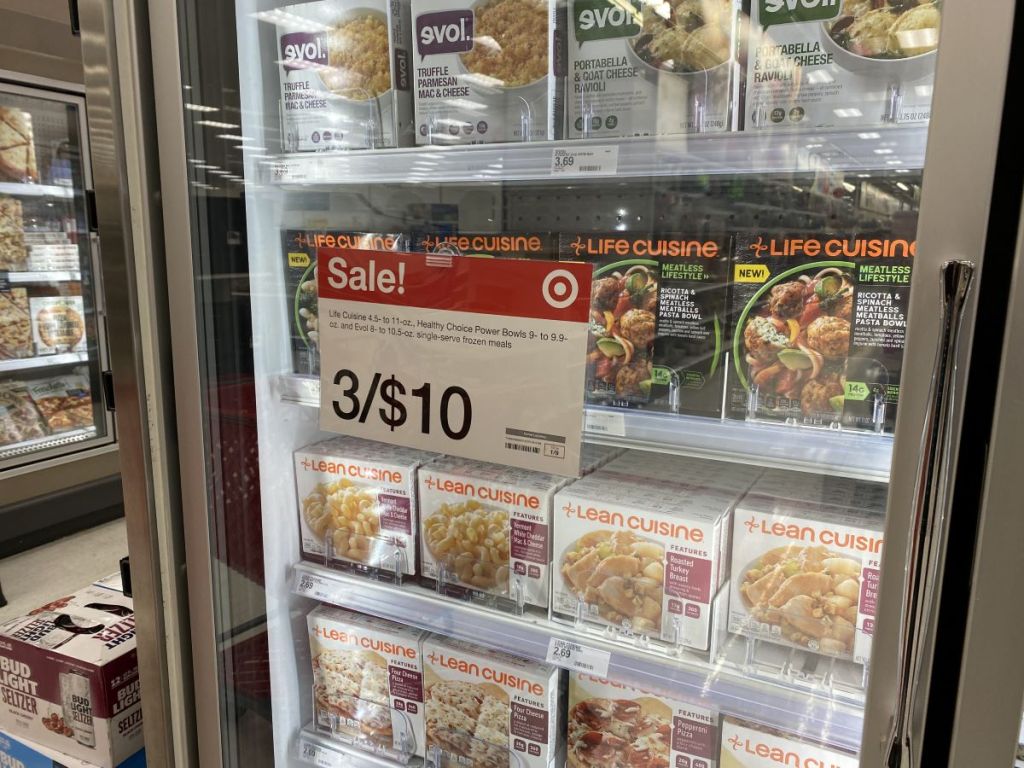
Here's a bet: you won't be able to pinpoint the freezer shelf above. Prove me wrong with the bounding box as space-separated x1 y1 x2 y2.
0 426 97 463
275 374 893 481
297 726 423 768
0 351 90 374
0 182 75 198
259 126 928 187
2 271 82 284
292 562 865 753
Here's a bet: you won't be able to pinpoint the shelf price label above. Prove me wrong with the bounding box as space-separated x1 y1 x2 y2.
295 570 332 603
550 146 619 177
299 739 344 767
546 637 611 677
317 248 592 474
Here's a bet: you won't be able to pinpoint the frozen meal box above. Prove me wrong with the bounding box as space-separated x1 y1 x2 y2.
0 585 143 768
729 493 884 662
0 381 48 446
308 606 428 759
745 0 940 130
561 233 730 416
295 436 435 575
727 233 916 431
567 0 740 138
273 0 414 149
720 717 857 768
0 196 27 271
282 230 407 375
552 468 734 650
568 671 719 768
419 456 567 608
0 286 32 359
422 634 560 768
30 296 86 356
27 375 94 433
411 0 565 144
410 231 557 259
748 468 888 514
0 107 38 182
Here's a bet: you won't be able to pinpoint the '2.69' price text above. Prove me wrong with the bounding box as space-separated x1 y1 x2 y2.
330 369 472 440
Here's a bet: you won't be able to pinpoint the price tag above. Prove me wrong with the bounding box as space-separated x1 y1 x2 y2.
317 249 592 475
546 637 611 676
550 146 619 177
584 410 626 437
295 571 332 603
299 739 340 767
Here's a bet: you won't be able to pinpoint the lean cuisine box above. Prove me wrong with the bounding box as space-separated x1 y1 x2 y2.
745 0 940 130
561 233 730 416
0 585 143 768
411 0 565 144
422 634 560 768
566 0 740 138
308 606 428 759
720 717 857 768
728 233 915 431
274 0 414 149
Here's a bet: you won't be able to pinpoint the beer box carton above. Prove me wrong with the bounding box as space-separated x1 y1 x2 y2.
422 634 560 768
552 468 735 650
560 233 730 416
282 230 407 375
419 456 568 609
744 0 940 131
747 468 888 514
0 586 143 768
727 233 916 432
308 606 429 759
720 717 857 768
411 0 566 144
410 231 557 259
568 671 719 768
729 493 884 663
566 0 741 138
274 0 414 150
295 436 436 576
0 730 145 768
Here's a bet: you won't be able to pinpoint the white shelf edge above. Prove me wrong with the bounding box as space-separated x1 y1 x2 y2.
297 726 422 768
0 426 98 461
0 351 90 374
0 182 75 198
3 270 82 284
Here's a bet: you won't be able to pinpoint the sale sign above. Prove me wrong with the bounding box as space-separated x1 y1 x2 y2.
317 248 593 475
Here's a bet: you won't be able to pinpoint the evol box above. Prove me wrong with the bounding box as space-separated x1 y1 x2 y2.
308 606 428 759
422 634 560 768
0 586 142 768
274 0 414 150
720 717 857 768
729 493 884 663
295 436 435 576
568 671 718 768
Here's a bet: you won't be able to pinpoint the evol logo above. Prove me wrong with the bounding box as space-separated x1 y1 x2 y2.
280 32 328 72
760 0 840 28
573 0 642 43
417 11 474 57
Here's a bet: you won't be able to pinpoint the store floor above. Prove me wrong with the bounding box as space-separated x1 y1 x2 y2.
0 518 127 621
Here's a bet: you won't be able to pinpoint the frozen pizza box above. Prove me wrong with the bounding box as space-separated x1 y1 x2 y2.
748 468 888 514
273 0 414 150
308 606 429 759
720 717 857 768
0 381 48 447
410 231 558 259
0 730 145 768
26 375 94 434
419 456 568 609
295 436 436 576
568 671 719 768
552 469 734 650
567 0 740 138
729 492 884 663
0 286 32 359
727 233 915 432
0 585 143 768
30 296 87 356
411 0 565 144
744 0 940 131
560 233 730 416
0 196 27 271
422 634 560 768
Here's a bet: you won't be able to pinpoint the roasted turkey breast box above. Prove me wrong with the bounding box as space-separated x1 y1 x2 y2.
720 717 857 768
0 586 142 768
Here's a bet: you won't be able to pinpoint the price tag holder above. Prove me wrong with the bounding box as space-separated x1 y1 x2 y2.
317 249 592 475
295 570 333 604
299 738 341 767
550 146 619 177
546 637 611 677
584 410 626 437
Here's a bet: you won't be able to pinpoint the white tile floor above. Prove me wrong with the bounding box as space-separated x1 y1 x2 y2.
0 519 128 621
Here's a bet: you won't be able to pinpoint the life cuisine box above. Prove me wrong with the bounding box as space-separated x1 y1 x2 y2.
552 467 736 650
422 634 560 768
561 233 730 416
295 436 436 576
719 717 857 768
0 585 143 768
308 606 428 759
729 493 884 663
411 0 565 144
410 231 557 259
744 0 940 130
282 230 407 375
567 671 719 768
727 233 916 431
273 0 414 149
566 0 740 138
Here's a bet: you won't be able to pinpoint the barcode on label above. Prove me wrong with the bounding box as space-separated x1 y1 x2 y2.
579 165 601 172
505 442 540 453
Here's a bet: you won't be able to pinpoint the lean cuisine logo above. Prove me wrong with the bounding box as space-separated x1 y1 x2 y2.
561 500 705 542
742 514 883 554
726 730 855 768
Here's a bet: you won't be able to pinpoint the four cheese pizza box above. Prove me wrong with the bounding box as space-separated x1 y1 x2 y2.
0 730 145 768
308 606 429 759
720 717 857 768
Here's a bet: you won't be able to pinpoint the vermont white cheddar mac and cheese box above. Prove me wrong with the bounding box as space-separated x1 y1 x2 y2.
720 717 857 768
308 606 428 759
422 634 560 768
295 436 436 575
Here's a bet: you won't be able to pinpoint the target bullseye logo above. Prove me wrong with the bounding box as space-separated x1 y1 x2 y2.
542 269 579 309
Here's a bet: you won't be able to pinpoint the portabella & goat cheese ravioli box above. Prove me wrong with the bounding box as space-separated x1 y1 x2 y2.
720 717 857 768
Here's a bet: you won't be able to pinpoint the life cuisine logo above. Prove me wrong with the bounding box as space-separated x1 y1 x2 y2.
568 234 719 258
747 236 917 259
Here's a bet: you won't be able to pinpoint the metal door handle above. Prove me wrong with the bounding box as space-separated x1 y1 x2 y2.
886 260 975 768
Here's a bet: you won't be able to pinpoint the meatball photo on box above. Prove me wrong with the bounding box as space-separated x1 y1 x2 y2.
727 233 916 432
